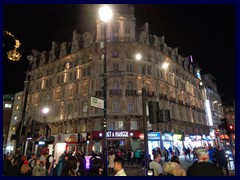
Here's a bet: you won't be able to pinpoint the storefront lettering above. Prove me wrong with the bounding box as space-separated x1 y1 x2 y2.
106 131 129 138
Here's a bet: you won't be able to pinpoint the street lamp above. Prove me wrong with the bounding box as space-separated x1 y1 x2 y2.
42 107 50 140
135 53 149 173
99 5 112 176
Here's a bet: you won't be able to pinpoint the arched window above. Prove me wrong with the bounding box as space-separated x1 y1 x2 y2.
127 81 133 90
113 80 120 90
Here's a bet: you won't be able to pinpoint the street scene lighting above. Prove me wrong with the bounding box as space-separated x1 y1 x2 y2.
99 5 112 176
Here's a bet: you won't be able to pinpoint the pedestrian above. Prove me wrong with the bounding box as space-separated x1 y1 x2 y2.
149 153 163 176
20 160 32 176
43 152 54 176
186 147 225 176
163 161 185 176
61 156 78 176
163 147 169 162
114 157 127 176
108 150 115 174
215 147 229 176
86 158 104 176
170 155 186 176
32 158 45 176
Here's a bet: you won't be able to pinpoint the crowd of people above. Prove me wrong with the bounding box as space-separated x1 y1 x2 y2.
3 145 231 176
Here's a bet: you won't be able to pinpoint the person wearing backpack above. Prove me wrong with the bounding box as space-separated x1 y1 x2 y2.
43 152 54 176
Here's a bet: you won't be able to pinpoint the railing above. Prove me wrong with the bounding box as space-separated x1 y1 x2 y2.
125 90 137 96
109 89 122 96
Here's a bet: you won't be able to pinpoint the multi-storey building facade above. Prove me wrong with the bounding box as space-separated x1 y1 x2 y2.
5 92 24 154
3 94 15 154
201 74 224 146
22 5 208 155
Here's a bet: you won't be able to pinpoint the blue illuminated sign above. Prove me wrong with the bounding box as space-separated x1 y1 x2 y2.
148 132 161 141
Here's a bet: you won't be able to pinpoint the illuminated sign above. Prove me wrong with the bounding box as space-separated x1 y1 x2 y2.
4 103 12 108
93 130 141 139
148 132 160 141
173 134 182 140
38 141 45 145
105 131 129 138
162 133 173 141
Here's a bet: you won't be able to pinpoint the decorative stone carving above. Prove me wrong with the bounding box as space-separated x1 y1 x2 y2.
82 32 93 48
49 41 58 62
39 51 47 66
153 35 160 50
71 30 81 53
59 42 67 58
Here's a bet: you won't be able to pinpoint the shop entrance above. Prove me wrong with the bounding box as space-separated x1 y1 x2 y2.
107 139 125 152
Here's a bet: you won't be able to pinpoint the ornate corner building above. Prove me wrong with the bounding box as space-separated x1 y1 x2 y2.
19 5 211 155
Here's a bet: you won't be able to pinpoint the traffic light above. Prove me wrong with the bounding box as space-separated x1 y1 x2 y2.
148 101 160 123
227 124 235 134
218 118 227 130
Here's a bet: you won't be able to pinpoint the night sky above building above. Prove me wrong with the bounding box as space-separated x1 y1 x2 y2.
3 4 235 104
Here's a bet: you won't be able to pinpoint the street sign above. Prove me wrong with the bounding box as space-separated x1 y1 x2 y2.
90 97 104 109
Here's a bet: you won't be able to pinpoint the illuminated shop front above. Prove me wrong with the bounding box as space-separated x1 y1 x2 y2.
148 132 161 160
91 130 141 153
161 132 173 150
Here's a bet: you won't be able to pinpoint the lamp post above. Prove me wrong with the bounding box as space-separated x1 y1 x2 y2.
136 53 149 173
42 107 50 140
99 5 112 176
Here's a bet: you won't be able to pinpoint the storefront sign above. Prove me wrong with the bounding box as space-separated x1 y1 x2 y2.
148 132 161 141
173 134 182 140
162 133 173 141
93 130 141 139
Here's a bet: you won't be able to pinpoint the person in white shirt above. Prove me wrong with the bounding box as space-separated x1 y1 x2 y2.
114 157 127 176
149 152 163 176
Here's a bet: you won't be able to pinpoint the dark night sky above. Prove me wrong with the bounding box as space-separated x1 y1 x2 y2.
3 4 235 105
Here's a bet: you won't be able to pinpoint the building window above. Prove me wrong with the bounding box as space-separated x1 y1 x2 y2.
113 64 119 72
127 81 133 90
113 36 118 42
83 102 88 113
112 101 120 113
113 80 120 90
116 121 124 130
113 24 119 33
130 120 137 130
112 50 119 58
127 102 134 113
17 96 21 100
124 25 130 34
126 50 132 59
142 65 146 74
94 120 101 131
127 64 133 72
147 65 151 75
